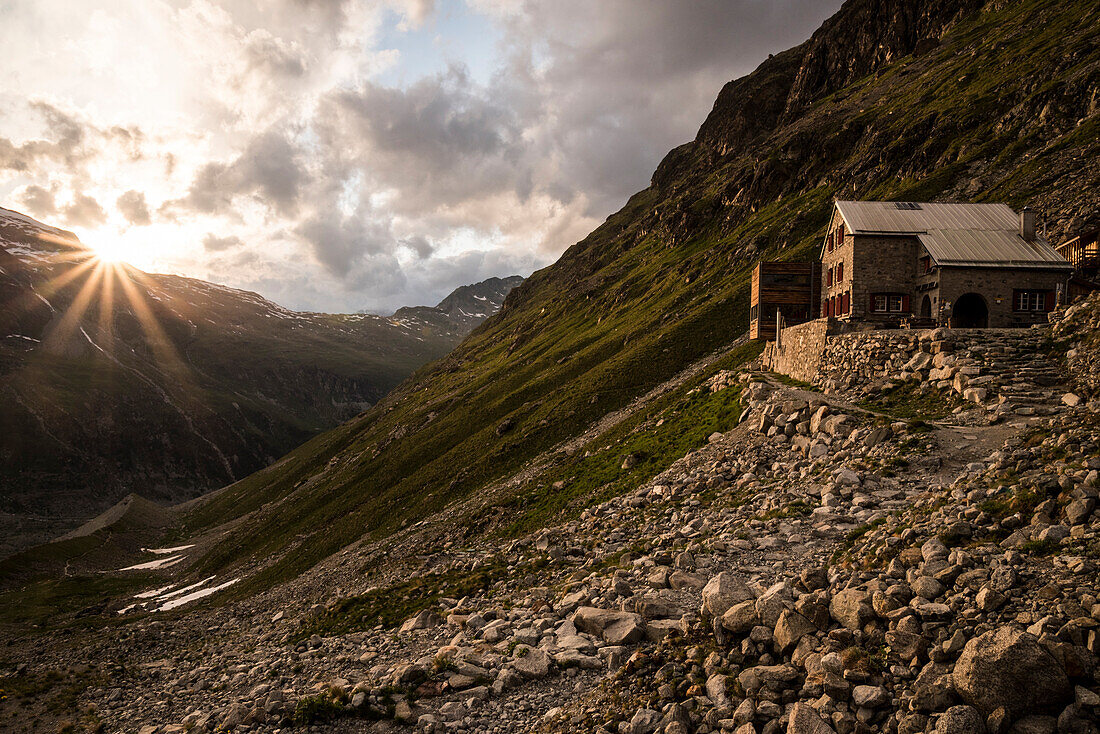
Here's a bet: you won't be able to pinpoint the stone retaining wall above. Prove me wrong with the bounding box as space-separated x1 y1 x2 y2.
763 318 1066 414
760 319 832 383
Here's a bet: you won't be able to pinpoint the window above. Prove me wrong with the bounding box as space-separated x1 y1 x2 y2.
871 293 908 313
836 262 844 282
919 256 933 274
749 304 759 322
841 292 850 314
1014 290 1051 312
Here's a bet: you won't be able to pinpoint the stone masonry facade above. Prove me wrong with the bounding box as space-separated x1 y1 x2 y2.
818 203 1071 328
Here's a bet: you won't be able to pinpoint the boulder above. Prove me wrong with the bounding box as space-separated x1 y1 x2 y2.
573 607 645 645
774 609 817 653
830 588 873 631
511 647 551 679
852 684 889 708
1065 498 1095 526
952 627 1072 718
755 582 796 627
399 609 442 633
935 705 986 734
787 702 836 733
721 600 761 634
701 572 755 618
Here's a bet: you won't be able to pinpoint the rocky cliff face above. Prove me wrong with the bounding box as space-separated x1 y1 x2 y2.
393 275 524 335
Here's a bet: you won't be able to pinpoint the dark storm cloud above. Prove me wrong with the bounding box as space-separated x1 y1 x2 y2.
402 235 434 259
315 65 526 212
62 193 107 227
491 0 842 214
160 0 841 310
116 190 151 226
173 128 305 217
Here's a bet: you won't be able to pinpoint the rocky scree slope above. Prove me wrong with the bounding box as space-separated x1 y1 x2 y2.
5 319 1100 734
144 0 1100 601
0 206 517 556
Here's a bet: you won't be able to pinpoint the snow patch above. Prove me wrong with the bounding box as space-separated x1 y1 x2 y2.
118 555 186 571
157 578 239 611
142 544 195 555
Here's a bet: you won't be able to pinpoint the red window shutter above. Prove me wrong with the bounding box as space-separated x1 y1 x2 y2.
902 295 910 312
870 293 876 311
843 293 850 314
838 262 843 281
1045 291 1056 311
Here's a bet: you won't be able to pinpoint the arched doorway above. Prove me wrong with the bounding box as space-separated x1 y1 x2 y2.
952 293 988 328
920 295 932 319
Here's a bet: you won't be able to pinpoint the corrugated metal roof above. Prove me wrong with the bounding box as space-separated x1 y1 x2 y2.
835 200 1070 269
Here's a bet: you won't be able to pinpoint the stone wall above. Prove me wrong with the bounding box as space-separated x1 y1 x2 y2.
761 318 832 383
763 320 1070 415
851 234 919 321
938 266 1067 328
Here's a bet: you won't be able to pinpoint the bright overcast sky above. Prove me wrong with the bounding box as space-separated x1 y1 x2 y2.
0 0 840 313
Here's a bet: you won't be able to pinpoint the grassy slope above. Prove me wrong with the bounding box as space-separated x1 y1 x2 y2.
29 0 1100 602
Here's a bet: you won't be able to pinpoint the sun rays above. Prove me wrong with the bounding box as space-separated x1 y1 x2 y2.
16 232 193 383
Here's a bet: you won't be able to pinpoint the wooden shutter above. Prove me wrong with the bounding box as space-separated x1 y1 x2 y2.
842 292 850 314
1045 291 1056 311
902 295 910 312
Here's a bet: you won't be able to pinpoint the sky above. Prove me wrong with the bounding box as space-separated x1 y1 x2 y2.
0 0 841 313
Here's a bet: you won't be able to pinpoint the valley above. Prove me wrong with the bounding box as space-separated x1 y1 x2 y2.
1 0 1099 732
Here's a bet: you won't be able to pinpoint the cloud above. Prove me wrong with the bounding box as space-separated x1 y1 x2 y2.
295 204 396 276
173 128 306 218
16 184 58 218
116 190 151 226
0 0 842 312
242 29 308 78
314 66 525 215
62 193 107 227
202 233 243 251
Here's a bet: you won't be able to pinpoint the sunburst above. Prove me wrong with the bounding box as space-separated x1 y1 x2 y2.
13 231 192 385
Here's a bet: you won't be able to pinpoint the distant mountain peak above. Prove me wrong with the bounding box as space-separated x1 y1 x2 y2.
434 275 525 331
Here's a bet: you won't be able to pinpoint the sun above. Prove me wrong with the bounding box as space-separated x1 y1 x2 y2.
80 230 135 264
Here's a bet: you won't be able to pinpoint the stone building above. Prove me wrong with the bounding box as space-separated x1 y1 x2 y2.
820 201 1071 328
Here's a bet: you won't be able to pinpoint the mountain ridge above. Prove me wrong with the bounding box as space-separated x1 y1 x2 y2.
0 205 522 555
89 0 1092 598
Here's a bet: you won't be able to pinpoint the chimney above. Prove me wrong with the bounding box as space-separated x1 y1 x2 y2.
1020 206 1036 241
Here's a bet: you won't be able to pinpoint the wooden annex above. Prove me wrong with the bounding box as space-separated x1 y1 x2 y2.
749 261 821 340
1056 229 1100 302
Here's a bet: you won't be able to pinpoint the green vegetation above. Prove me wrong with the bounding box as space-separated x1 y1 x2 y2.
0 574 154 628
20 0 1100 618
1020 539 1060 556
858 382 966 421
294 559 523 640
293 693 347 725
500 341 763 535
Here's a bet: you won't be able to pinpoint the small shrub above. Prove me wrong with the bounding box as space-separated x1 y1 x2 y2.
293 695 345 725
